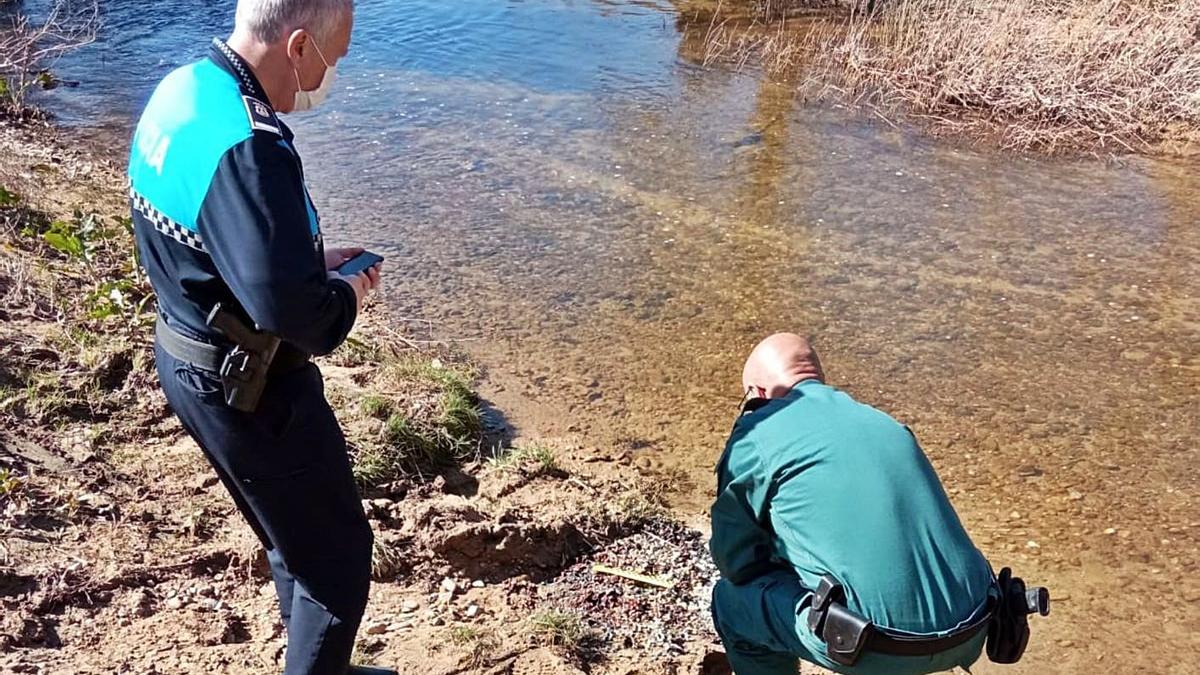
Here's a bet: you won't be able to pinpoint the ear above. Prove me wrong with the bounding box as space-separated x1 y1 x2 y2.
285 28 309 63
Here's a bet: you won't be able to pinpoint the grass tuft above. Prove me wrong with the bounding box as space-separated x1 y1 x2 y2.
383 413 439 460
338 345 483 488
360 395 392 419
351 443 394 488
370 538 405 580
489 443 560 474
530 609 586 649
449 625 499 669
439 386 481 443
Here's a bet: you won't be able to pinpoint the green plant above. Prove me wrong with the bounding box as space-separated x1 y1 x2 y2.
489 443 560 474
449 626 483 644
525 445 559 472
35 71 57 90
530 609 585 649
0 468 24 497
0 185 19 207
42 219 85 257
360 395 392 419
384 413 438 458
39 210 104 260
438 386 481 445
330 335 384 367
86 278 138 319
352 413 444 487
351 443 394 487
449 625 498 669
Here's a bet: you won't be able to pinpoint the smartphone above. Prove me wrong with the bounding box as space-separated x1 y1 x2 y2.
336 251 384 277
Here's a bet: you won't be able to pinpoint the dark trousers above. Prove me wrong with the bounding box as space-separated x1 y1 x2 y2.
156 343 373 675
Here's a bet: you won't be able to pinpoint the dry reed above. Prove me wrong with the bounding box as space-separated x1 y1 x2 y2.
700 0 1200 153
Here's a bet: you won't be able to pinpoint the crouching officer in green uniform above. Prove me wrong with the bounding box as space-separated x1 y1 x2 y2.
710 333 1047 675
128 1 395 673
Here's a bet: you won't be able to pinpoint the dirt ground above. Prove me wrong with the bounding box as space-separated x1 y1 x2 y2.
0 115 1157 675
0 119 755 675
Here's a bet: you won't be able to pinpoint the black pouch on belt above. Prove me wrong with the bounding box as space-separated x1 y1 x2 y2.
823 602 874 666
987 567 1050 664
807 575 874 667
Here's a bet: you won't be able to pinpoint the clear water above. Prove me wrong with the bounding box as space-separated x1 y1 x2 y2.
35 0 1200 669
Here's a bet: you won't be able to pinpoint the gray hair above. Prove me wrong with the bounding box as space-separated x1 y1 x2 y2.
235 0 353 43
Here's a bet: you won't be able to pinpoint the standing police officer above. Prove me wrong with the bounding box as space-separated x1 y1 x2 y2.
128 2 391 673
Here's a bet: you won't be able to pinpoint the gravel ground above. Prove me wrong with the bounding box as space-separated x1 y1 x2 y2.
542 518 721 660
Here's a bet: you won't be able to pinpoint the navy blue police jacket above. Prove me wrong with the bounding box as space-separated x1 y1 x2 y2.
129 39 356 363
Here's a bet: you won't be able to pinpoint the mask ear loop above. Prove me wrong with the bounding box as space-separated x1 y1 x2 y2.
309 36 332 69
738 386 769 414
293 34 332 94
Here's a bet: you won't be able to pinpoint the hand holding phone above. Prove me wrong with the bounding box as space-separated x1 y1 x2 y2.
336 251 384 276
329 251 384 314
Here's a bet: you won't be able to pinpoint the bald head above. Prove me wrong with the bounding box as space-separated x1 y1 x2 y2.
742 333 824 399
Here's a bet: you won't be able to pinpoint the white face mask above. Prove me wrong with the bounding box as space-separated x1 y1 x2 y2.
292 37 336 113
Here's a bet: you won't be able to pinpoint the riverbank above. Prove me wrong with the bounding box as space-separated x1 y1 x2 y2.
3 2 1199 670
679 0 1200 155
0 120 753 674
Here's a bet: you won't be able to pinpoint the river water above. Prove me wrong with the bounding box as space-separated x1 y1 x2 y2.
34 0 1200 671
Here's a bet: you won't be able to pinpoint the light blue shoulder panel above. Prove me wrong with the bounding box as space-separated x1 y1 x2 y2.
128 59 252 232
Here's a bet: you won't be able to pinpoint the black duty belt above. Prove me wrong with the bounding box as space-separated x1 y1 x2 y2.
156 314 225 372
155 315 310 375
155 309 308 412
807 571 1049 667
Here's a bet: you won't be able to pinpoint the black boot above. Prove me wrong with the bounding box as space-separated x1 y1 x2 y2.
349 666 398 675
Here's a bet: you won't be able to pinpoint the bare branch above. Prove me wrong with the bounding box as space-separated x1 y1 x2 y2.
0 0 100 116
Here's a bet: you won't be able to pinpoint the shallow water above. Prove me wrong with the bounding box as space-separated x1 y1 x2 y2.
38 0 1200 669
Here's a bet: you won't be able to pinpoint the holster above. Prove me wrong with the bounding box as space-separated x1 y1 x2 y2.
217 345 271 412
205 305 281 413
808 575 873 666
987 567 1050 664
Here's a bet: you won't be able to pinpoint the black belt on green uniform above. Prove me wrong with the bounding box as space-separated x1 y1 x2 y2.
807 575 995 666
155 315 309 375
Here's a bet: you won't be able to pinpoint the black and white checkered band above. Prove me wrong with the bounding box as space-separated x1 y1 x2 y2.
130 188 207 254
213 38 257 93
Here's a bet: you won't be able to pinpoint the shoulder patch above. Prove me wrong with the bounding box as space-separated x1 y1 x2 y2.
242 95 281 135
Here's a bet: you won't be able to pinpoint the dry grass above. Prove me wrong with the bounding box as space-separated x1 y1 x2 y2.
0 183 158 438
698 0 1200 153
529 609 586 649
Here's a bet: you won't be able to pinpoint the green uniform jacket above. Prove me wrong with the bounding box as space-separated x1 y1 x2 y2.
711 379 993 635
